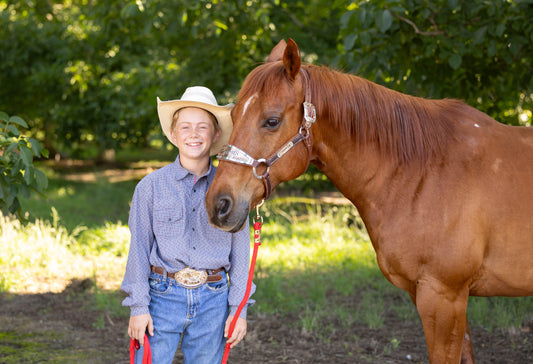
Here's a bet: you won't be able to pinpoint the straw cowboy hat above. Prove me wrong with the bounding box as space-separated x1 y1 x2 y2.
157 86 233 156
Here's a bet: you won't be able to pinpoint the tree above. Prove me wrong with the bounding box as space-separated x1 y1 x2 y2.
0 112 48 220
338 0 533 125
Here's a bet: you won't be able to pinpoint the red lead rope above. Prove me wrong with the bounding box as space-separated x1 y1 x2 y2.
130 334 151 364
221 203 264 364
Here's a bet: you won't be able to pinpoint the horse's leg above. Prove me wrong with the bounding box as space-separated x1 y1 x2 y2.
414 279 470 364
460 318 475 364
408 292 474 363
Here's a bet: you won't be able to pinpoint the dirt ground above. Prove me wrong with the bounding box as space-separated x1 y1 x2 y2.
1 279 532 364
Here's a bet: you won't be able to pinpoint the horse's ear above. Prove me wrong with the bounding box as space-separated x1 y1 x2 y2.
266 39 287 62
283 38 301 81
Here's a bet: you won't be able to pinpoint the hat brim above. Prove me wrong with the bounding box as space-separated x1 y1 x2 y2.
157 97 233 156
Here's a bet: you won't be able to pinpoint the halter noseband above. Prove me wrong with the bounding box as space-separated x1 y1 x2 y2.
217 68 316 200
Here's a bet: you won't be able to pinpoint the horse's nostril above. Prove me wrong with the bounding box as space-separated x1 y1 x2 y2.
216 195 233 219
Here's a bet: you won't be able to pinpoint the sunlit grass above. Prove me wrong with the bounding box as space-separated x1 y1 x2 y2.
0 209 129 293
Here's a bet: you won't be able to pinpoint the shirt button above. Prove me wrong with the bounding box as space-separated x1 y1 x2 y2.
192 228 195 231
192 208 196 212
193 189 196 192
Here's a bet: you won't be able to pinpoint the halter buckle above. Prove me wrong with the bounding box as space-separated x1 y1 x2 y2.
252 159 269 180
303 102 316 129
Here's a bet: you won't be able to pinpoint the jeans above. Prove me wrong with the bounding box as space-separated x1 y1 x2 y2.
135 271 229 364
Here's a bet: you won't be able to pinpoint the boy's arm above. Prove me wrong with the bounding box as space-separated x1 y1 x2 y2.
121 180 155 317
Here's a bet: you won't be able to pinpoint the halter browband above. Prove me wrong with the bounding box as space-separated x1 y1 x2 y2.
217 68 316 200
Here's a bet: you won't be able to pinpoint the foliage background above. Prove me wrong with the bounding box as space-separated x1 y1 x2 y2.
1 0 531 161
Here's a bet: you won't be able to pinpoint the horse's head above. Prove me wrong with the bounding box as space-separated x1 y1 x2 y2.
206 39 314 232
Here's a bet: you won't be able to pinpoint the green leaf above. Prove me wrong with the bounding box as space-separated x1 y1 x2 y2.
8 196 20 215
34 169 48 191
488 41 498 57
19 182 30 198
6 124 20 136
0 111 8 122
448 53 462 70
357 9 368 26
376 10 393 33
19 145 34 167
5 142 18 156
340 10 354 29
473 26 487 45
495 23 506 37
343 33 358 51
41 148 49 159
448 0 459 10
28 138 42 156
8 116 28 129
24 165 33 185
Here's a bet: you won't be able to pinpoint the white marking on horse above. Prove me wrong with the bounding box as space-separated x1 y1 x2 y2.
492 158 502 173
242 93 258 118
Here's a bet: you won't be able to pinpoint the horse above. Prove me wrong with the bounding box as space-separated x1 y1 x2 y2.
205 39 533 363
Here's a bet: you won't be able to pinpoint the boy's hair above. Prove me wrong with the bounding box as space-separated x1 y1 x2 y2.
171 107 219 132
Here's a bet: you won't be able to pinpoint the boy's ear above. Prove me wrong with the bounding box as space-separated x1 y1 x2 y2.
212 127 221 144
170 128 176 144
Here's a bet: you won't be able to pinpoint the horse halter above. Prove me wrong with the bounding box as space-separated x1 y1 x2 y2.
217 68 316 200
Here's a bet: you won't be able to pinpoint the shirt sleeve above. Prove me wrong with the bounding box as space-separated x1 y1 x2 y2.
121 178 154 316
227 218 256 319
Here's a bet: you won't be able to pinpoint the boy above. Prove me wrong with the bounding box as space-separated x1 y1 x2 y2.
121 86 254 363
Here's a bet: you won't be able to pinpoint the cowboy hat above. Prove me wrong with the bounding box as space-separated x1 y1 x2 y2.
157 86 233 156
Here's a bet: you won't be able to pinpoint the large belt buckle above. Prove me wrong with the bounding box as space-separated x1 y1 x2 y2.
175 267 207 289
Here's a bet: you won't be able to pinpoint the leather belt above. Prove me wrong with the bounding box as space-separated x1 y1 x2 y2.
151 266 224 288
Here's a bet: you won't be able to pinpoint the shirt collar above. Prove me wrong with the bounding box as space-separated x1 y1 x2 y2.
173 155 216 182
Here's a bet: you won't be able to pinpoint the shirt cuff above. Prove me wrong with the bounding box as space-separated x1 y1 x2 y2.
229 304 249 319
130 305 150 317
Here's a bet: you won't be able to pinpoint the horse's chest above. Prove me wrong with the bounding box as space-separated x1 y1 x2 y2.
372 238 420 293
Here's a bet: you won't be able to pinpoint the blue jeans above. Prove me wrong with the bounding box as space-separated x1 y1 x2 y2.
135 271 229 364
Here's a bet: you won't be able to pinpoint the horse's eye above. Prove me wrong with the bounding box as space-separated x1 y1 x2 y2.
263 118 281 129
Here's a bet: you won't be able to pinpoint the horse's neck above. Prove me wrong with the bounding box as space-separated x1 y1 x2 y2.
311 127 420 230
312 134 394 203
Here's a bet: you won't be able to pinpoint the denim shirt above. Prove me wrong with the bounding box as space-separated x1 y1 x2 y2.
121 156 254 318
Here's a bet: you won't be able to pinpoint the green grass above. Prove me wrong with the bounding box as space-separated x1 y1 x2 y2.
4 157 533 339
20 174 136 231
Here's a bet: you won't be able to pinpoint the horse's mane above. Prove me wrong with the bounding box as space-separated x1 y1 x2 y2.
238 62 463 165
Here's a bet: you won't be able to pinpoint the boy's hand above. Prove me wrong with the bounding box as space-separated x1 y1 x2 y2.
128 313 154 345
224 315 247 348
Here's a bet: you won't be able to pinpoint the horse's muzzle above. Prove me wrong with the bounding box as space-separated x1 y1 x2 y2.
208 193 250 233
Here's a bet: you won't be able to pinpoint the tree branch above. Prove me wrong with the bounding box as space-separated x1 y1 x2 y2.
392 13 445 37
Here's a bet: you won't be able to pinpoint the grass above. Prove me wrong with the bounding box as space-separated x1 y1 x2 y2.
4 155 533 341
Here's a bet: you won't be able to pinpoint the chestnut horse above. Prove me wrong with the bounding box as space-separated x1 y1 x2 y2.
205 39 533 363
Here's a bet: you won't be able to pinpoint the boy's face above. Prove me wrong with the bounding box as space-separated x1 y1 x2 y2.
170 107 220 160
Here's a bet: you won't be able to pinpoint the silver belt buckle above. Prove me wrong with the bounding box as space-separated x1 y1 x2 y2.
175 267 207 289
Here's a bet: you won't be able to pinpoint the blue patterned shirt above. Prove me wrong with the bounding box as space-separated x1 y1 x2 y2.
121 156 254 318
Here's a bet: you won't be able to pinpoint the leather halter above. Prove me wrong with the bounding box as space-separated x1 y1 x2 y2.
217 68 316 200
